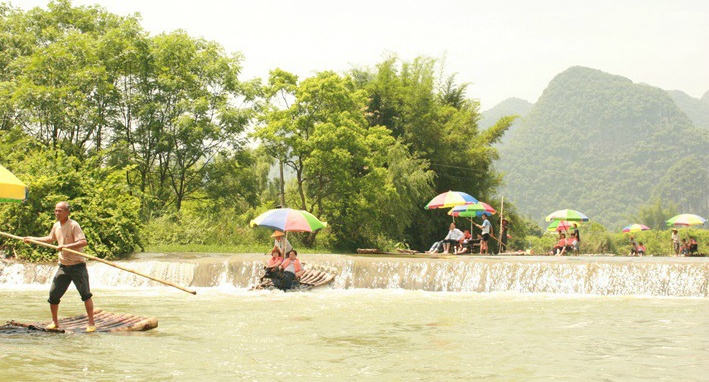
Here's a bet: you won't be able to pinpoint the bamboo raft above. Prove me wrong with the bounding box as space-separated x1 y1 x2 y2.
356 248 423 255
0 309 158 334
251 268 335 291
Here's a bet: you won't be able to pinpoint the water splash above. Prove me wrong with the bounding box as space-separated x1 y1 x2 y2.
1 255 707 297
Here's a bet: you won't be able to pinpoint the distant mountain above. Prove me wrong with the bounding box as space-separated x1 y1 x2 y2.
480 98 534 147
496 66 709 229
480 97 534 129
667 90 709 130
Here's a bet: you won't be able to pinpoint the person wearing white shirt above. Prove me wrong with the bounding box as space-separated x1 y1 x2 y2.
442 223 464 254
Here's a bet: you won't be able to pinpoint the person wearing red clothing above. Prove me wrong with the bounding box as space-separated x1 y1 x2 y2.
552 233 566 256
277 250 303 291
636 242 646 256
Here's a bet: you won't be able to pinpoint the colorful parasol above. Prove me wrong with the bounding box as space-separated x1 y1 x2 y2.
424 191 478 210
0 164 27 203
448 202 496 217
665 214 706 227
250 208 327 232
621 224 651 233
546 220 573 233
545 209 589 222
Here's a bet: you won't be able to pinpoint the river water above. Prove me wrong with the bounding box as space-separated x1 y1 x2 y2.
1 254 708 381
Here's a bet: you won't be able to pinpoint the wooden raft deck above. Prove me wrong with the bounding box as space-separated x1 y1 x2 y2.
252 268 335 290
0 308 158 334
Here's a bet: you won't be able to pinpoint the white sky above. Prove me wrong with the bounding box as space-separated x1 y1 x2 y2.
12 0 709 110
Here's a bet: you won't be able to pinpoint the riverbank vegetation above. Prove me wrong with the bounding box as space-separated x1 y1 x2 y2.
1 1 705 260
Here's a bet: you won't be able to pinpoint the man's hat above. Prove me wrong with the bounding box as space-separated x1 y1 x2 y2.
271 230 285 238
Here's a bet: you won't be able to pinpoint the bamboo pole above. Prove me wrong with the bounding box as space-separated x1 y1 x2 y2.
0 231 196 295
498 197 505 254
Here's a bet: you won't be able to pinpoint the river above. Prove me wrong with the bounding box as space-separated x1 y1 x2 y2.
1 253 708 381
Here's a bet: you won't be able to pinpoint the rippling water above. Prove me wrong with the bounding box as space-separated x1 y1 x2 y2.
1 286 708 381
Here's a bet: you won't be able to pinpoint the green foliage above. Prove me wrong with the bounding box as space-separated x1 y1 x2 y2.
0 136 142 261
351 55 511 249
254 69 436 249
1 3 511 254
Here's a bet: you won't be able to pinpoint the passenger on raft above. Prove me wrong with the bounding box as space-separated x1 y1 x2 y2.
261 247 284 282
276 250 303 291
552 233 566 255
636 242 646 257
271 230 292 255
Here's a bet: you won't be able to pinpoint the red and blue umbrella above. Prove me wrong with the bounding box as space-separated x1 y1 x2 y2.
666 214 706 227
425 191 478 210
545 209 589 222
621 224 650 233
250 208 327 232
448 202 496 217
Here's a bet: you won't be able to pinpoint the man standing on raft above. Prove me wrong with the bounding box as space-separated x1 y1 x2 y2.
24 201 95 332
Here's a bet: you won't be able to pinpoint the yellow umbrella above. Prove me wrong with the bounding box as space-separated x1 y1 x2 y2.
0 164 27 203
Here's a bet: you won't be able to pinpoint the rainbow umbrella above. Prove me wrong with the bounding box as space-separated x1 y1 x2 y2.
424 191 478 210
622 224 650 233
545 209 589 222
665 214 706 227
0 164 27 203
250 208 327 232
448 202 496 217
546 220 572 233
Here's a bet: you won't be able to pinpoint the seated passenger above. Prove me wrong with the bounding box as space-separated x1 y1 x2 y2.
553 233 567 256
628 236 638 256
458 234 482 254
276 250 303 291
442 222 464 254
571 233 580 255
561 233 577 256
262 247 284 282
680 239 689 256
425 240 444 254
636 242 646 257
455 230 472 254
688 237 698 255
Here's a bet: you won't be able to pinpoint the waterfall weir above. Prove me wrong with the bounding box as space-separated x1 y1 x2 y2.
1 254 707 297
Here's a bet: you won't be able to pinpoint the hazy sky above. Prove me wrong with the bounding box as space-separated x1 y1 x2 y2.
14 0 709 110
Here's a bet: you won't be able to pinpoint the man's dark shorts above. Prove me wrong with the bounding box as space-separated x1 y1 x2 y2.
482 233 490 242
48 263 92 304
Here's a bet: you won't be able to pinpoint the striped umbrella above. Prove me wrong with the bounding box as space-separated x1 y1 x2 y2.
0 164 27 203
546 220 573 233
545 209 589 222
250 208 327 232
621 224 650 233
424 191 478 210
448 202 496 217
666 214 706 227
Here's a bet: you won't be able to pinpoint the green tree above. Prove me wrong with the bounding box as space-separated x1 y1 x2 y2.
352 55 512 249
0 134 142 261
255 70 433 248
633 198 679 230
